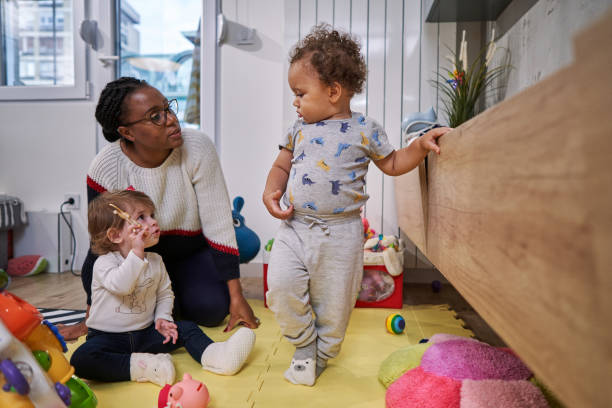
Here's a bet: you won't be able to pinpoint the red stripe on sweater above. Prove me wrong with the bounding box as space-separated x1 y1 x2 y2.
160 229 203 237
206 238 240 256
86 176 107 193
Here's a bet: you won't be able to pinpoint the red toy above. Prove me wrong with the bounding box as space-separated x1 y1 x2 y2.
362 217 376 240
158 373 209 408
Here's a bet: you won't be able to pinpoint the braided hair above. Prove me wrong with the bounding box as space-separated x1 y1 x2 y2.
95 77 149 142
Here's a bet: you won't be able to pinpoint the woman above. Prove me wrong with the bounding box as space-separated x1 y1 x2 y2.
60 77 258 340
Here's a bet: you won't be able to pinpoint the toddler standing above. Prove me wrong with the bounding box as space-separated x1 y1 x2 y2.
70 190 255 386
263 25 450 386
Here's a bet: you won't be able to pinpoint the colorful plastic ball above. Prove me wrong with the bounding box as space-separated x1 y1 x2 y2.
386 313 406 334
431 280 441 293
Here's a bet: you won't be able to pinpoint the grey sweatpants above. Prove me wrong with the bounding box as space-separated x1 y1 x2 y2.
266 213 363 366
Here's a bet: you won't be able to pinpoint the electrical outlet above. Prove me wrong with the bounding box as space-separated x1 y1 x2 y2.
64 193 81 210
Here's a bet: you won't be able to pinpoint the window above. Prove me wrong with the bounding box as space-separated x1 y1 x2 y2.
116 0 202 127
0 0 87 100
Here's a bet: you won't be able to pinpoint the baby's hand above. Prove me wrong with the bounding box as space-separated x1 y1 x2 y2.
263 189 294 220
128 225 149 252
155 319 178 344
418 127 452 155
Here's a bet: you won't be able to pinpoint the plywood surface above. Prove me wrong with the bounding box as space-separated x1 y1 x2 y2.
395 13 612 408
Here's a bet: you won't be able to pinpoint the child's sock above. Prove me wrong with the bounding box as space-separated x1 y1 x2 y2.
284 340 317 386
130 353 175 387
316 356 327 378
201 327 255 375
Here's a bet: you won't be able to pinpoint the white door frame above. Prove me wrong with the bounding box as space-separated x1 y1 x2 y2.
201 0 221 146
90 0 116 153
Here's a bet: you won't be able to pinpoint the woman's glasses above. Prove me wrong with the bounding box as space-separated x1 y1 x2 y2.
121 99 179 127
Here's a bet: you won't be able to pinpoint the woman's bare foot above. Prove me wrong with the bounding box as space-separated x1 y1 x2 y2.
57 320 88 341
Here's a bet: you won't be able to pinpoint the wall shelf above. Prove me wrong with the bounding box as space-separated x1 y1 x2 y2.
425 0 513 22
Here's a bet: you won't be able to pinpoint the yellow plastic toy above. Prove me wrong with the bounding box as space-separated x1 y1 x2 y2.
0 290 97 407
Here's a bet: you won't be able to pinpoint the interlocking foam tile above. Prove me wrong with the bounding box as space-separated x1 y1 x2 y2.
461 379 550 408
429 333 480 345
421 339 532 381
65 300 472 407
386 366 461 408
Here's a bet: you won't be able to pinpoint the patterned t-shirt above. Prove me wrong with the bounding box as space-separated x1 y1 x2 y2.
280 112 395 216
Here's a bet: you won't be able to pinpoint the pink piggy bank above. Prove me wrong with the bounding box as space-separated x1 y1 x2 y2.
158 373 209 408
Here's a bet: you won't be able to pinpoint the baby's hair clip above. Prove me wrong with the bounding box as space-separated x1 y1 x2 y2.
109 203 142 228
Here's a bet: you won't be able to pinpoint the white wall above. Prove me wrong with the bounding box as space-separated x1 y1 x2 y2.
485 0 612 108
0 98 96 270
218 0 287 260
217 0 454 271
0 0 114 271
0 0 453 277
287 1 455 237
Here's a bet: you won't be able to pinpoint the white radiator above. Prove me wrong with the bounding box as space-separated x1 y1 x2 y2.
13 211 74 273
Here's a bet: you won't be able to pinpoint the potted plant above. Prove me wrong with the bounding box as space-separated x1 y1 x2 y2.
432 29 511 127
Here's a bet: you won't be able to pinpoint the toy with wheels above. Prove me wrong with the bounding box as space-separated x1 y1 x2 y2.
232 196 261 263
0 290 97 408
0 319 68 407
0 269 9 291
385 314 406 334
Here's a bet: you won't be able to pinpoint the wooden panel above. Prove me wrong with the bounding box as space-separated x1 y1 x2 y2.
395 13 612 408
394 163 427 249
9 273 86 310
333 0 351 31
349 0 368 116
284 0 301 127
382 0 404 235
300 0 317 37
363 0 386 232
316 0 335 25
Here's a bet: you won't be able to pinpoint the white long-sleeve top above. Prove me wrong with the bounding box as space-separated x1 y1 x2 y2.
86 250 174 332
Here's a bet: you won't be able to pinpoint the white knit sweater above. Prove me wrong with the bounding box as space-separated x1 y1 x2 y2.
87 129 238 256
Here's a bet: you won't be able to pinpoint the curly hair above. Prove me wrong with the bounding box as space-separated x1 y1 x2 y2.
95 77 149 142
290 24 366 96
88 190 155 255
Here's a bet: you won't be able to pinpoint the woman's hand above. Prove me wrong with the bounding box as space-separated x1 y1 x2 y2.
263 189 294 220
57 319 88 341
57 305 90 341
225 279 260 331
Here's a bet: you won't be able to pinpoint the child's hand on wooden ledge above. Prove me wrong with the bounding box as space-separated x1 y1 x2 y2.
418 126 452 155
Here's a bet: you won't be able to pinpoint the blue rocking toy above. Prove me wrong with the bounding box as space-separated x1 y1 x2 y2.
232 196 261 263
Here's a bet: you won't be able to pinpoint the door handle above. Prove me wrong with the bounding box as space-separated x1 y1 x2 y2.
97 55 119 67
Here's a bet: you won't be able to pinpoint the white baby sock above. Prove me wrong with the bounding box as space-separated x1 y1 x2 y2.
130 353 175 387
201 327 255 375
284 341 317 386
316 357 327 379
